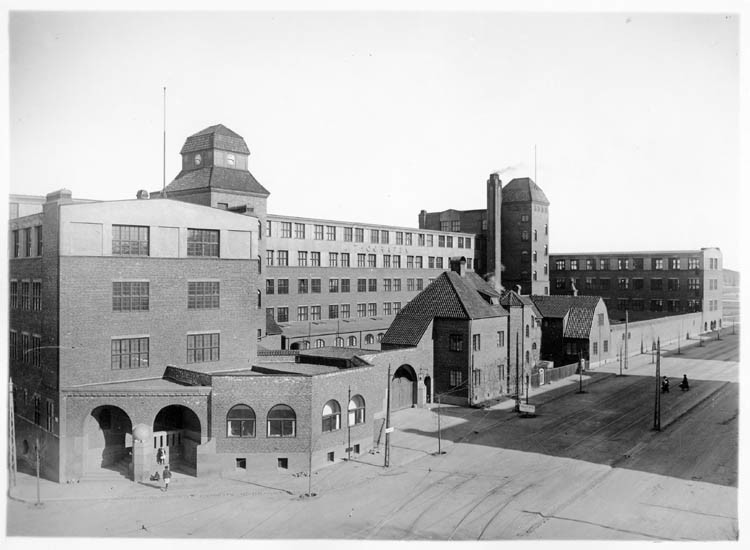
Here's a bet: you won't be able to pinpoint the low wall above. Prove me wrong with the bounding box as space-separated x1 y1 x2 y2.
609 312 705 359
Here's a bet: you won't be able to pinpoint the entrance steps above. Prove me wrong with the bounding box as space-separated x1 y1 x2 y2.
81 457 131 481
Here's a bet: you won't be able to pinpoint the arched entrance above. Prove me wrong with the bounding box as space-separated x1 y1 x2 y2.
153 405 202 476
83 405 133 478
392 365 417 410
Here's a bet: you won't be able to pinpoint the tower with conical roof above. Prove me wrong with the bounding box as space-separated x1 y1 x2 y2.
500 177 550 295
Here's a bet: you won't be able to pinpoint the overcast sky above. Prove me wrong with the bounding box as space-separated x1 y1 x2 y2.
7 7 741 268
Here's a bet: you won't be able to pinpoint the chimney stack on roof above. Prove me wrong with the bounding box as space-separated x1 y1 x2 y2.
516 285 522 294
449 256 467 277
570 278 578 297
45 189 73 205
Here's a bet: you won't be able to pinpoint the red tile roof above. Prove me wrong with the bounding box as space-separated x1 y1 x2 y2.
163 166 270 196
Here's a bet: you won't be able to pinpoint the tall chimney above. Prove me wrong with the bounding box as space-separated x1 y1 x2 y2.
449 256 467 276
418 209 428 229
486 173 502 291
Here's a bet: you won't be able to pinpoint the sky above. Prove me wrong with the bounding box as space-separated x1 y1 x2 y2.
6 5 742 269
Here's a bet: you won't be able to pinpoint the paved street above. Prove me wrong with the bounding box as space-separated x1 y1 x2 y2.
6 330 739 540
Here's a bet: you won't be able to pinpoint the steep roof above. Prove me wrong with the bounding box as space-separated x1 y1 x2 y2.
502 177 550 205
530 295 602 339
162 166 270 197
382 271 507 347
180 124 251 154
266 311 283 336
565 306 596 339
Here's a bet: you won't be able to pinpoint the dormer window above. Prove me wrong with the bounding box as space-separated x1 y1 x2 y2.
227 153 235 167
194 154 202 166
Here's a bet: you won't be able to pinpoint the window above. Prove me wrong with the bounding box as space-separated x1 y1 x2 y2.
341 253 350 268
357 303 367 317
344 227 353 241
472 334 481 351
111 337 149 369
618 258 629 270
314 225 324 240
667 300 681 312
416 279 424 291
688 278 700 290
311 306 321 320
188 229 219 257
316 339 325 348
12 230 20 258
440 221 449 231
297 306 309 321
293 223 305 239
10 331 18 361
34 395 41 426
438 235 445 247
31 281 42 311
651 278 663 291
280 222 292 238
298 251 308 266
525 324 530 338
367 303 377 316
355 228 364 242
112 281 150 311
277 307 289 323
415 256 423 269
383 279 392 292
603 340 609 353
533 271 538 281
418 234 425 246
187 281 218 309
393 302 401 314
593 342 598 355
358 278 367 292
370 229 379 243
322 400 341 432
533 230 538 242
227 405 256 437
407 279 415 291
555 259 566 271
465 237 471 248
384 302 392 315
632 278 644 290
631 299 644 311
335 337 344 347
329 279 339 293
266 279 275 295
473 369 481 386
497 331 505 347
368 254 376 268
21 333 30 364
329 252 338 267
21 282 30 310
348 395 366 425
32 335 41 367
570 260 579 271
555 278 566 290
618 278 629 290
381 230 389 244
450 370 462 387
368 278 377 292
341 304 350 318
393 279 402 291
278 279 289 294
298 279 309 294
46 399 54 431
348 336 358 347
633 258 644 270
187 333 220 363
277 251 289 266
112 225 149 256
451 221 460 232
435 257 443 269
428 257 435 269
266 250 274 266
326 226 336 241
407 256 414 269
446 236 453 248
521 214 529 222
458 237 464 248
650 299 664 312
688 257 700 269
521 231 529 242
341 279 350 293
426 234 434 247
24 228 32 257
393 255 401 269
357 254 366 268
584 277 594 290
10 281 18 309
653 258 664 270
669 258 680 270
600 278 611 290
329 304 339 319
267 405 296 437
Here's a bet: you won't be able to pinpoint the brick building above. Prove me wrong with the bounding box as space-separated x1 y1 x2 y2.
549 249 723 330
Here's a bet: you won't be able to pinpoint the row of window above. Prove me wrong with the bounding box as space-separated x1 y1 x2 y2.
266 277 432 295
9 281 42 310
591 341 610 355
291 333 385 349
109 334 219 370
265 250 472 269
111 225 220 257
606 298 701 312
267 301 403 323
227 396 366 439
110 281 221 311
10 226 43 258
554 257 704 272
521 249 549 262
555 277 703 291
448 325 539 353
520 228 545 242
12 389 55 432
268 221 472 249
9 331 42 366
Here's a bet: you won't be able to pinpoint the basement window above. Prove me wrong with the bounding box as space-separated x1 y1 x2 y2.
277 458 288 470
235 458 247 470
327 452 335 463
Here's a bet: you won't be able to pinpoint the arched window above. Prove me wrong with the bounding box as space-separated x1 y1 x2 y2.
377 333 384 343
227 404 256 438
322 400 341 432
348 395 366 425
335 337 344 347
315 339 325 348
365 334 375 345
257 289 262 308
301 340 310 350
525 324 530 338
348 336 357 347
532 342 537 351
267 404 296 437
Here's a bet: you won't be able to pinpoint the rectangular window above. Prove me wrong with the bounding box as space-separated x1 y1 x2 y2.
618 299 630 313
446 236 453 248
32 335 41 367
555 259 566 271
21 333 30 364
368 303 377 316
393 279 402 292
440 221 449 231
368 278 377 292
451 220 460 232
311 279 321 293
426 234 434 247
112 225 149 256
465 237 471 249
555 278 566 290
187 281 218 309
358 278 367 292
407 278 415 291
187 333 220 363
497 331 505 347
24 228 32 257
570 259 579 271
10 331 18 360
34 395 41 426
368 254 376 268
381 230 389 244
188 228 219 257
653 258 664 270
449 334 463 352
111 337 149 369
21 282 30 310
393 302 401 314
266 220 272 237
311 252 321 267
598 313 605 326
435 257 443 269
298 279 309 294
280 222 292 238
407 256 414 269
383 279 392 292
633 258 644 270
341 279 350 293
438 235 445 247
326 225 336 241
585 278 594 290
46 399 54 432
31 281 42 311
650 299 664 312
266 279 275 294
396 232 404 245
277 250 289 266
383 255 391 268
450 370 462 387
329 304 339 319
370 229 379 243
688 278 700 290
329 252 338 267
357 254 366 268
355 228 364 242
10 281 18 309
393 255 401 269
112 281 150 311
650 278 663 291
344 227 353 242
405 233 413 246
632 278 644 290
428 257 435 269
357 303 367 317
277 307 289 323
593 342 598 355
631 299 644 311
416 278 424 291
384 302 392 315
599 278 611 290
311 306 321 320
415 256 423 269
667 300 681 312
266 250 274 266
329 279 339 293
669 258 680 270
277 279 289 294
473 369 481 386
341 304 350 318
12 230 19 258
603 340 609 353
618 278 629 290
294 222 305 239
314 225 324 240
688 257 700 269
266 307 274 321
586 259 596 271
472 334 481 351
341 253 350 268
298 251 308 266
418 233 425 246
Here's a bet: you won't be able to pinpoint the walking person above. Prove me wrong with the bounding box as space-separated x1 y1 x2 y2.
661 376 670 393
679 374 690 391
162 465 171 492
156 447 165 466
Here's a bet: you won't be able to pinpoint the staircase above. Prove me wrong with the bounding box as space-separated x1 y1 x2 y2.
81 457 131 481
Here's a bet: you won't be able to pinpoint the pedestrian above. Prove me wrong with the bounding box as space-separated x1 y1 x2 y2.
679 374 690 391
162 465 171 492
156 447 164 466
661 376 669 393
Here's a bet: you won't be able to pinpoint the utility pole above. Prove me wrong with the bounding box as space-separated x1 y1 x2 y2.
577 350 584 394
384 365 391 468
618 346 622 376
347 386 352 460
624 310 629 370
653 338 661 431
307 437 313 497
515 333 520 412
436 393 442 455
162 86 166 196
35 435 41 506
8 379 17 489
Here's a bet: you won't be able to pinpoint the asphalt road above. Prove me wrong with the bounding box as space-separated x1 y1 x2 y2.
6 331 739 540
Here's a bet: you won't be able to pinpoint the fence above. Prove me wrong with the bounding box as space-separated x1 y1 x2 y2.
529 361 579 388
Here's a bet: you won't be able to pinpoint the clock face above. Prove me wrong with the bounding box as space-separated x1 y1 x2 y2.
194 154 202 166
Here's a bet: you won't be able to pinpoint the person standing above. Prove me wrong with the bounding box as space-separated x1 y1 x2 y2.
156 447 164 466
162 465 171 492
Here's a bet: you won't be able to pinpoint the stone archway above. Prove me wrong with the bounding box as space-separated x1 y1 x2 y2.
392 365 418 411
152 405 202 476
83 405 133 478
